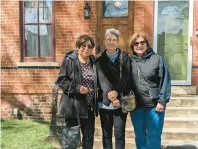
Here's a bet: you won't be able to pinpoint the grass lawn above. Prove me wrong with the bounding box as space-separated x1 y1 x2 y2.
1 119 60 149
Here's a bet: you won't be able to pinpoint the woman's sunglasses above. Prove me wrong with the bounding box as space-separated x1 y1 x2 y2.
81 44 93 49
134 41 146 47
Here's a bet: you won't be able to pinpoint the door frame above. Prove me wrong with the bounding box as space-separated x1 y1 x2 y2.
153 0 194 85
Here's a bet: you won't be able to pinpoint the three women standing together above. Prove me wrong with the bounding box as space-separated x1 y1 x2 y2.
56 29 171 149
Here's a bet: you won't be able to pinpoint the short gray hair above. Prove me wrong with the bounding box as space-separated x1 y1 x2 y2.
105 28 121 40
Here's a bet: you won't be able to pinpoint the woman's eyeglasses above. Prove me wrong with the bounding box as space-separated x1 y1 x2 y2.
134 41 146 47
81 44 93 49
105 38 118 43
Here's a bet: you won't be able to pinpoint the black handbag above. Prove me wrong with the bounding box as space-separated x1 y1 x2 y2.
58 84 81 149
119 52 136 113
149 88 160 100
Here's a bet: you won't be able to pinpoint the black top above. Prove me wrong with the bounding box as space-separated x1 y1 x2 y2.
97 49 131 106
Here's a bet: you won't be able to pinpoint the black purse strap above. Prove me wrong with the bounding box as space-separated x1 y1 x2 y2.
67 83 80 125
119 52 123 79
93 63 98 110
120 53 133 96
74 98 80 125
119 52 124 98
135 60 150 90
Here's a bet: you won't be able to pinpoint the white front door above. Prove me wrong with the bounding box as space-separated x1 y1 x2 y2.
153 0 194 85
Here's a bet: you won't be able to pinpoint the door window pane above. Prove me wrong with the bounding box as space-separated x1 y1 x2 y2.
40 25 52 57
158 1 189 35
103 1 128 17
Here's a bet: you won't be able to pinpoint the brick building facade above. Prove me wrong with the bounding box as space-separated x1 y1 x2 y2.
1 1 198 120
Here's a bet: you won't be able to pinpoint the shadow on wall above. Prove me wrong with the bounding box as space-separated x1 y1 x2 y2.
1 89 53 121
163 145 198 149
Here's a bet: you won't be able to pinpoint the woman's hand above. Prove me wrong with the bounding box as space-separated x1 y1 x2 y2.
80 86 89 94
155 103 165 112
108 90 118 101
112 99 120 106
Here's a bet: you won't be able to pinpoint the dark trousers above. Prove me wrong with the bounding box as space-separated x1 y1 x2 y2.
66 109 95 149
99 108 127 149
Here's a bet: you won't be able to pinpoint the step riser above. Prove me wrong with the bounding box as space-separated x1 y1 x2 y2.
95 118 198 128
93 141 135 149
165 109 198 117
168 99 198 107
171 86 197 95
94 128 198 141
93 142 198 149
163 120 198 128
162 132 198 141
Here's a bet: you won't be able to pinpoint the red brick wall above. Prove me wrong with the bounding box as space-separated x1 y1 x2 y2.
1 0 20 67
55 1 97 63
193 1 198 90
133 1 154 45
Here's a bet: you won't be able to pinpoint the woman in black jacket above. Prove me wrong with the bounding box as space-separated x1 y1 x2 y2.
129 33 171 149
56 35 98 149
97 28 131 149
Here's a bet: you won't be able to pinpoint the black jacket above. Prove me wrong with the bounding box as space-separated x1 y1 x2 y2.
130 48 171 108
97 49 131 106
56 50 98 118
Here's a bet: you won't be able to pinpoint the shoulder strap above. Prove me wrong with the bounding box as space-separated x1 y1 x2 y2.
136 63 150 89
119 52 123 79
93 63 98 101
68 67 80 125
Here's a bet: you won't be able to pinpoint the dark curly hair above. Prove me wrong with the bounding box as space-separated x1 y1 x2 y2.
76 35 95 49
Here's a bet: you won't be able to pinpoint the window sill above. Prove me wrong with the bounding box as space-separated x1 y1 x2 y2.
17 62 60 67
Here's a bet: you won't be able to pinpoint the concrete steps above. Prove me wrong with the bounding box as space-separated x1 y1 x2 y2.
93 136 198 149
94 126 198 141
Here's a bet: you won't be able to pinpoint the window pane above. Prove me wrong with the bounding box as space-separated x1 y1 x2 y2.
25 25 38 56
103 1 128 17
39 1 52 23
25 1 38 23
158 1 189 35
40 25 52 57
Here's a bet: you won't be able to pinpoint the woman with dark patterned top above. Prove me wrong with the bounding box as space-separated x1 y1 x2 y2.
56 35 98 149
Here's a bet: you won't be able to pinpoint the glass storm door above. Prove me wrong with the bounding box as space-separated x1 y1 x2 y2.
154 0 193 85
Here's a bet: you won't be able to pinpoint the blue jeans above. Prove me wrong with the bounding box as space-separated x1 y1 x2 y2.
99 108 127 149
130 108 165 149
